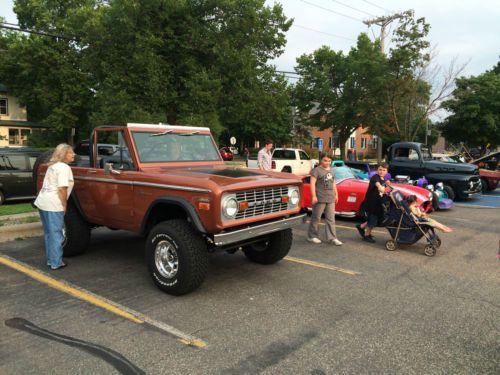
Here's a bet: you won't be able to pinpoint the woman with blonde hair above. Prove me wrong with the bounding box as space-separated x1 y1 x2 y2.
34 143 75 269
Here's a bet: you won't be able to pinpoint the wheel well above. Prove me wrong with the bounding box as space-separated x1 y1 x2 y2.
143 203 189 235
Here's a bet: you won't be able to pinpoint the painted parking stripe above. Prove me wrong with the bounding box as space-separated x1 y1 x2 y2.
284 256 361 276
0 255 207 348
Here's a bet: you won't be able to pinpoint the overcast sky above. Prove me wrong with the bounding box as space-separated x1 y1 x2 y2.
1 0 499 78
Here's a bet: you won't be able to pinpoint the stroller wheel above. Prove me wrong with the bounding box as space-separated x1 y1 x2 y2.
434 237 442 248
385 240 396 251
424 245 436 257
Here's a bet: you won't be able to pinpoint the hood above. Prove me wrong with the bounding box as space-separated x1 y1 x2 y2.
425 160 478 174
140 166 303 192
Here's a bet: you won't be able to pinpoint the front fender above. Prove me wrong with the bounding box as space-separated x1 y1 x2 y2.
141 196 207 235
425 173 474 185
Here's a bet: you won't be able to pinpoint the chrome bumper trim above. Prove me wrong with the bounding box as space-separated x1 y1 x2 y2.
213 214 306 246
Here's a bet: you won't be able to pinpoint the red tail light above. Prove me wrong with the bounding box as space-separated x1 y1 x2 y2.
272 161 276 169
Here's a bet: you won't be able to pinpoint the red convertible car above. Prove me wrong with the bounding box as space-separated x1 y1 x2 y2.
301 166 433 217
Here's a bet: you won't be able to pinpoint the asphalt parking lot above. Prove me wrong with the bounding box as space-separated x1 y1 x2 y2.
1 200 499 374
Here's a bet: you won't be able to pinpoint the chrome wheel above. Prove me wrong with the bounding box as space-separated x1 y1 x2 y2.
155 240 179 278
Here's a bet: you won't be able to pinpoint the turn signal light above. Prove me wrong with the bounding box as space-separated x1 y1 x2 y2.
281 196 289 203
239 201 249 210
198 202 211 210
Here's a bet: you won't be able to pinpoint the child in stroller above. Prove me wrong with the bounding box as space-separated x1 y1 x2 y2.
406 195 453 233
384 190 444 256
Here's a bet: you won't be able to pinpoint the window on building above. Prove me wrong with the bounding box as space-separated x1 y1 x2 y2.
8 128 31 146
361 138 367 149
350 137 356 149
0 98 8 115
372 136 378 149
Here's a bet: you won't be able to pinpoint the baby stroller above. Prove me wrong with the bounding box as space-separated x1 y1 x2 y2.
383 190 441 256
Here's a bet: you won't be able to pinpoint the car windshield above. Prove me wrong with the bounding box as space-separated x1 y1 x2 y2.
333 166 356 180
421 147 433 161
132 132 220 163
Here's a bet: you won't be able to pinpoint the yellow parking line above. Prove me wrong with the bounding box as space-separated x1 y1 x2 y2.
284 256 361 276
0 254 207 348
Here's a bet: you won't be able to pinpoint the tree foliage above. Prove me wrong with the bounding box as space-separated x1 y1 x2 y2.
293 34 386 158
0 0 293 146
441 65 500 149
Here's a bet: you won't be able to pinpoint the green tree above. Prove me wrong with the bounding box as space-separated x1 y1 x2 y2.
293 34 386 158
441 67 500 149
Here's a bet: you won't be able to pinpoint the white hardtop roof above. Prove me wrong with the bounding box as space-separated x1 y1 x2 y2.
127 123 210 132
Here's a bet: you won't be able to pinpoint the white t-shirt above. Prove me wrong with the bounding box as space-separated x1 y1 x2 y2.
34 162 74 212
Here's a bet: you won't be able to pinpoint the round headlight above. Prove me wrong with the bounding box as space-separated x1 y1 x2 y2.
222 196 238 219
289 188 300 206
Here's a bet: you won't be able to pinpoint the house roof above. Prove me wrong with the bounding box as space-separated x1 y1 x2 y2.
0 120 48 128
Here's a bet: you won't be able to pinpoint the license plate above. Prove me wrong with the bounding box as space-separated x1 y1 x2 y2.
347 196 357 202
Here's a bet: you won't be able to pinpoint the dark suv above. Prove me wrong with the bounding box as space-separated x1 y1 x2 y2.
0 148 41 205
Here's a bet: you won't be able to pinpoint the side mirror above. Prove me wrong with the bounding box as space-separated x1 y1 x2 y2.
104 162 121 175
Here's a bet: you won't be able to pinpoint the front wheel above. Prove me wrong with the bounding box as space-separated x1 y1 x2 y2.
146 219 208 295
385 240 396 251
243 229 292 264
424 245 436 257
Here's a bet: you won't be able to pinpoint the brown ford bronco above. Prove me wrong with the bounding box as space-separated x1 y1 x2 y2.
35 124 305 295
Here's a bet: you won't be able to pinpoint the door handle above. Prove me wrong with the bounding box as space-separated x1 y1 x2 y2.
87 170 97 174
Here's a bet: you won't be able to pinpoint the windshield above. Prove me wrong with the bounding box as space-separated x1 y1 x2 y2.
132 132 220 163
421 147 433 161
333 166 356 180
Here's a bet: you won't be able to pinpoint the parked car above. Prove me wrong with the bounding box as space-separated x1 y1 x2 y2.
386 142 482 200
0 147 41 205
219 147 234 161
247 148 318 175
301 166 434 217
34 124 305 295
470 151 499 192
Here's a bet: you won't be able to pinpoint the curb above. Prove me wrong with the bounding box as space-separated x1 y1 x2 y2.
0 222 43 243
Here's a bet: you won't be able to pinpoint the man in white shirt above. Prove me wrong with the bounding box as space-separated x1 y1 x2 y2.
257 140 273 171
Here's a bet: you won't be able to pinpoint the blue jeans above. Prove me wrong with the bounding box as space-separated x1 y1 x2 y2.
38 210 65 269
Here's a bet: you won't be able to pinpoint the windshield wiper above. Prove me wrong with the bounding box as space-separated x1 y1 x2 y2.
179 131 200 136
150 130 174 137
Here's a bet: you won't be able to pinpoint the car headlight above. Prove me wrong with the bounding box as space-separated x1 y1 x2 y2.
221 195 238 220
436 182 444 190
288 186 300 207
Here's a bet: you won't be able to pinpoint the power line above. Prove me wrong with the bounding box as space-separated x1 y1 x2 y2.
360 0 393 14
300 0 364 22
292 24 356 42
0 22 78 41
329 0 376 17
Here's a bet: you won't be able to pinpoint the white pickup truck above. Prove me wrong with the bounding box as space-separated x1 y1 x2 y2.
246 148 318 176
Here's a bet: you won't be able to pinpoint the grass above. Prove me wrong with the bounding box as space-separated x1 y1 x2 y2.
0 203 38 216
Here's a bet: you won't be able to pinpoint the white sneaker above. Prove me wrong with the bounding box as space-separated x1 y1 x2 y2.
331 239 343 246
307 237 322 244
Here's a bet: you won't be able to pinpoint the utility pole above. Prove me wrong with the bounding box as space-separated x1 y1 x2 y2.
363 10 413 162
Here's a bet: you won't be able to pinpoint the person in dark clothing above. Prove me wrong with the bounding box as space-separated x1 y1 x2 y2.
356 162 392 243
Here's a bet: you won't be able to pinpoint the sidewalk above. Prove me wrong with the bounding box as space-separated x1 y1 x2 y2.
0 212 42 243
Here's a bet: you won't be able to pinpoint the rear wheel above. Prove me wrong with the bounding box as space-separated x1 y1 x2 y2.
146 219 208 295
243 229 292 264
63 203 91 257
443 184 455 201
385 240 396 251
281 166 292 173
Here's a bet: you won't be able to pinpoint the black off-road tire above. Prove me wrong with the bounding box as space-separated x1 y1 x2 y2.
243 229 293 265
282 166 292 173
146 219 208 296
32 150 54 191
63 203 91 257
480 177 489 193
443 184 455 201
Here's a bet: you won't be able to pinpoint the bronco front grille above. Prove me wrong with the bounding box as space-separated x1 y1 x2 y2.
235 186 289 219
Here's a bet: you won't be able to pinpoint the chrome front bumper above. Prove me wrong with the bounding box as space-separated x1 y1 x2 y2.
213 214 307 246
